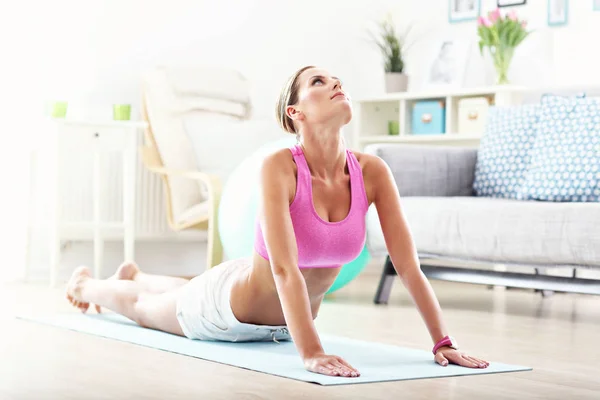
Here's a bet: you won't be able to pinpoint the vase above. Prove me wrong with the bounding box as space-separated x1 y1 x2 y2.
388 120 400 136
50 101 68 118
385 72 409 93
113 104 131 121
492 47 514 85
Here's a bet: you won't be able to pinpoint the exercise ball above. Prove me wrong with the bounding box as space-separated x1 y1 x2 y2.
326 244 371 294
218 137 297 260
218 136 371 293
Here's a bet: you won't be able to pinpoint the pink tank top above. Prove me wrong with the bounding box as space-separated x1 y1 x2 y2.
254 144 369 269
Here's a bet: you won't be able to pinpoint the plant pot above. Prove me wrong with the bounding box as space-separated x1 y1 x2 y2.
385 72 408 93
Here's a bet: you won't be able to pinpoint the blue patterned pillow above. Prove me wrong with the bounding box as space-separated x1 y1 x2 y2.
473 103 540 199
522 96 600 202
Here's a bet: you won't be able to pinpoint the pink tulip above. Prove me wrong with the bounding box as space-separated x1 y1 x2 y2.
477 16 485 26
507 10 518 21
482 17 493 27
489 8 501 23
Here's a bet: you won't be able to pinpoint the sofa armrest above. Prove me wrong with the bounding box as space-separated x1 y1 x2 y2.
363 144 478 197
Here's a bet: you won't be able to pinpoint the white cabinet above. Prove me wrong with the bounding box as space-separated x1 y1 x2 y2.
27 119 147 287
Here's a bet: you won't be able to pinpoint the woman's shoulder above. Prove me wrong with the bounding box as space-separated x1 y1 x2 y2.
349 149 391 204
349 149 387 175
261 147 296 174
259 148 297 193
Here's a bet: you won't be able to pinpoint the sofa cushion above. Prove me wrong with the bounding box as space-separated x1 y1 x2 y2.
473 103 542 200
522 96 600 202
366 197 600 267
364 144 478 197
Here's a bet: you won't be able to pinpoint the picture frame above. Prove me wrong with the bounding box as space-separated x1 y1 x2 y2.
421 36 473 91
547 0 569 26
594 0 600 11
497 0 526 6
448 0 481 23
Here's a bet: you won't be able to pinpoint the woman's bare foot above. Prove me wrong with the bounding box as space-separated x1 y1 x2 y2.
65 266 100 313
89 262 142 314
107 261 188 295
109 261 141 281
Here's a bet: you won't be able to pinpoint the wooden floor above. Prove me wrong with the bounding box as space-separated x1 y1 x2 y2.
2 270 600 400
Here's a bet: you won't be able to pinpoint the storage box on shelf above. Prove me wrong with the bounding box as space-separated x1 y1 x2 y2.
458 96 493 135
352 85 526 149
411 99 446 135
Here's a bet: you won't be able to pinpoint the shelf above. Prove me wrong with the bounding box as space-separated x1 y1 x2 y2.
356 83 600 104
356 85 528 103
354 84 600 150
48 117 148 129
359 134 482 143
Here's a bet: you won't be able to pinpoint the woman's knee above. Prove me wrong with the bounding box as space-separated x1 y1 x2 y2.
132 295 154 328
132 291 181 333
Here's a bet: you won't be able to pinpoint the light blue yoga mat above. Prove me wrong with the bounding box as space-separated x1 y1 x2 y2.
17 313 531 385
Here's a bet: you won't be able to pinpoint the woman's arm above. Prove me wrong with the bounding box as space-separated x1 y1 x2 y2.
259 153 322 358
259 153 359 377
368 156 488 369
369 157 448 344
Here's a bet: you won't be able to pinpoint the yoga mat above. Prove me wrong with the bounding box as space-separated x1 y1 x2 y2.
17 313 531 385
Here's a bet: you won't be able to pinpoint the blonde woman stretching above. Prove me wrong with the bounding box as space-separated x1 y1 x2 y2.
66 66 489 378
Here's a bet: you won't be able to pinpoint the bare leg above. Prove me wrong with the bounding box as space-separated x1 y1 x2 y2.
66 266 185 336
109 261 191 294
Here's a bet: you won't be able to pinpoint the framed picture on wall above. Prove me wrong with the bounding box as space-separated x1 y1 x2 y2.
594 0 600 11
422 38 472 90
497 0 526 6
548 0 568 26
448 0 481 23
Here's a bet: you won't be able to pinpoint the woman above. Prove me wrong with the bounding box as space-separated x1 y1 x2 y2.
66 65 489 378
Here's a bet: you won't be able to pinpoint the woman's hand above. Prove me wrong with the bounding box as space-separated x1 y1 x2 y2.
304 353 360 377
434 346 490 368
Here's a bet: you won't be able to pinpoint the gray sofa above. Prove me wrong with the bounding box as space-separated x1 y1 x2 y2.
363 144 600 303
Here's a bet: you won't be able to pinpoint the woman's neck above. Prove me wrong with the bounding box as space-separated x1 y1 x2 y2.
298 128 347 179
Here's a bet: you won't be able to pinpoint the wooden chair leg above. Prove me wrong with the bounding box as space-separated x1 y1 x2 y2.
206 214 223 269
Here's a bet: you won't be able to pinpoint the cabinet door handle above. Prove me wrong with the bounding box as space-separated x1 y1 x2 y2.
94 132 100 138
421 113 432 124
468 111 479 121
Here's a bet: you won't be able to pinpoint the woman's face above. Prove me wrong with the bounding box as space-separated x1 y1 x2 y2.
288 67 352 129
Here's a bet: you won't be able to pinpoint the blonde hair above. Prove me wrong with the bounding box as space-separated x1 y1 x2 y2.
276 65 315 134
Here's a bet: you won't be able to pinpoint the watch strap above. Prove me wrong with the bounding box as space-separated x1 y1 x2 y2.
432 336 454 355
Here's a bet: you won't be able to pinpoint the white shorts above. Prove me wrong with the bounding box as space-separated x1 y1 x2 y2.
175 257 291 343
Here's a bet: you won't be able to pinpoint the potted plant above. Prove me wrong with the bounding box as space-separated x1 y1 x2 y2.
477 9 531 85
370 14 414 93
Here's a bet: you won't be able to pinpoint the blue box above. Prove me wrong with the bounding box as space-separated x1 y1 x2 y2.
411 100 446 135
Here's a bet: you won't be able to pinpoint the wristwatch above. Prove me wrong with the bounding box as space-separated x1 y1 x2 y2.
432 335 459 355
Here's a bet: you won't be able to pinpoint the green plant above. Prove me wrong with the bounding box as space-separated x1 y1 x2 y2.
369 14 414 74
477 8 531 84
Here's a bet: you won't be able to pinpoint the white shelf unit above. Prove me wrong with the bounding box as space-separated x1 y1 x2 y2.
352 85 528 149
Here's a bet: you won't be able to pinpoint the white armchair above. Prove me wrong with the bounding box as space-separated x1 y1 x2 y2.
139 65 256 272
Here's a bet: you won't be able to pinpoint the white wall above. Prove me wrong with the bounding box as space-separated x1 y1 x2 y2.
2 0 599 282
4 0 600 128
